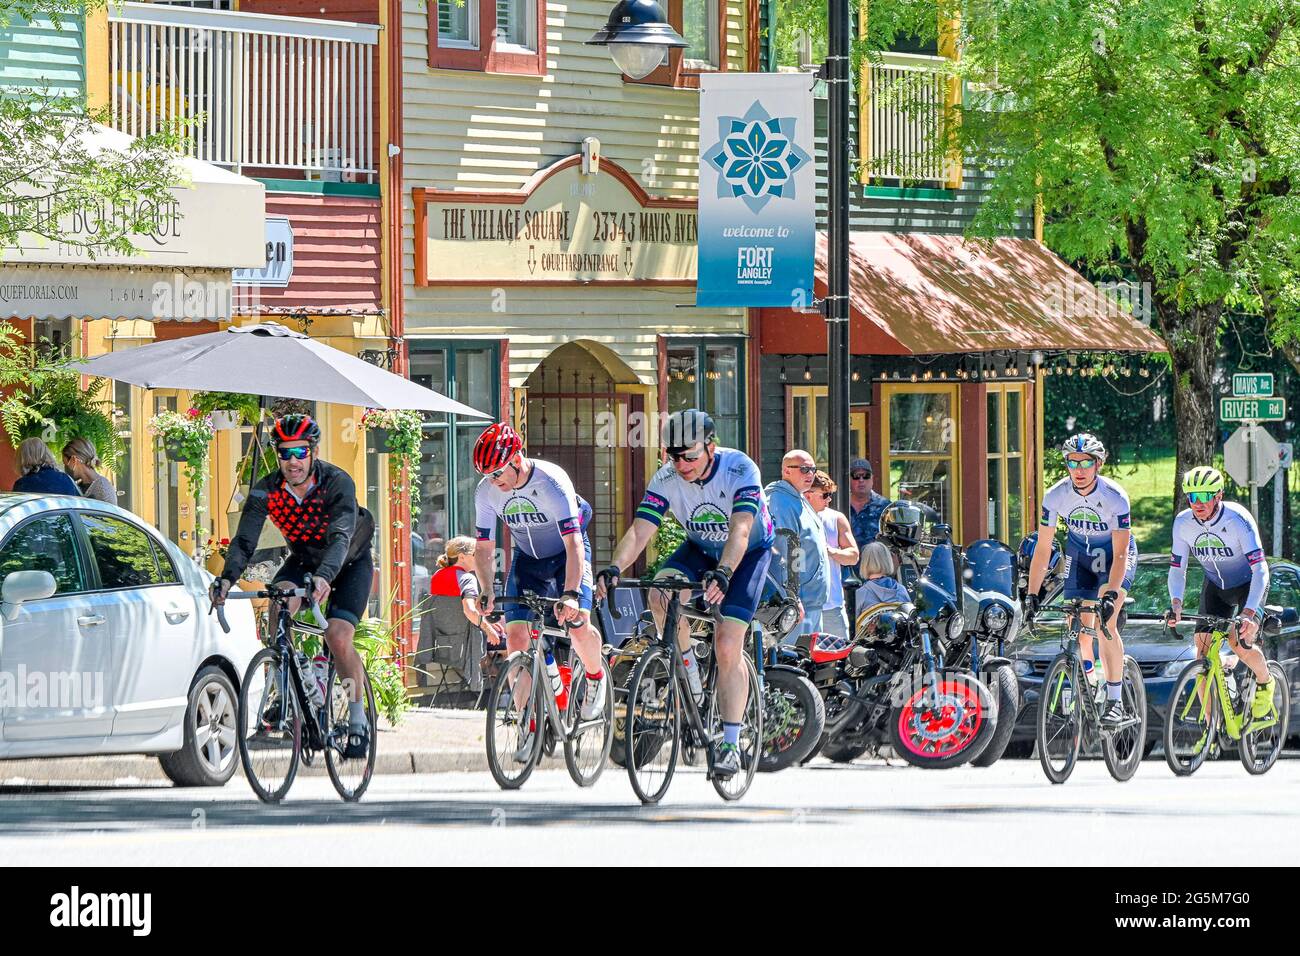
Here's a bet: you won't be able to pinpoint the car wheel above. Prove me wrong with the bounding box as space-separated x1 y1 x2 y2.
158 665 240 787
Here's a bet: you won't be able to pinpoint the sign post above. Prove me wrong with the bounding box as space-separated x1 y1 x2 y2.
1224 424 1282 524
1277 443 1293 558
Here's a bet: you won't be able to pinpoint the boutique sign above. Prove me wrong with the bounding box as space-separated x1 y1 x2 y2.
413 155 698 286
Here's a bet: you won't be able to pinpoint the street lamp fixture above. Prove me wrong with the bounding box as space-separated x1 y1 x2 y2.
587 0 687 80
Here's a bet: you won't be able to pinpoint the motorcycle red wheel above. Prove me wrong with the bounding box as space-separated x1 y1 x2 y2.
889 671 995 769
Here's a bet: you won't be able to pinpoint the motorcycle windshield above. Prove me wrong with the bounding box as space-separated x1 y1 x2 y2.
915 540 958 619
964 539 1016 596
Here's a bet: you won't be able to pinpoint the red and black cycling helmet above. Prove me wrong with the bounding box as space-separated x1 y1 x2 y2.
272 413 321 447
473 422 523 474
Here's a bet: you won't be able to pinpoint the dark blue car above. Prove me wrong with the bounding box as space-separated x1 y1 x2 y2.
1005 555 1300 757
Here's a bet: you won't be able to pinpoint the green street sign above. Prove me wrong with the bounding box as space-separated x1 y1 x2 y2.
1232 372 1274 397
1221 397 1287 422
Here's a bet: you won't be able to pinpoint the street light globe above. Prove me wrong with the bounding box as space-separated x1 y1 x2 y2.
609 42 667 79
588 0 687 79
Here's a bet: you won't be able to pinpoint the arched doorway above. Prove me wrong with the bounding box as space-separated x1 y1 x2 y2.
523 342 647 566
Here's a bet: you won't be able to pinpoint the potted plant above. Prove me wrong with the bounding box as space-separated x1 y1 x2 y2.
148 407 215 480
360 408 421 461
191 391 262 431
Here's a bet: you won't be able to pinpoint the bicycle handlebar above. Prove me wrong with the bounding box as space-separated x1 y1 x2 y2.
209 577 328 634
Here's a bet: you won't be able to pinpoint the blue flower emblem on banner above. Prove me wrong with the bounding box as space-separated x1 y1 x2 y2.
703 100 811 214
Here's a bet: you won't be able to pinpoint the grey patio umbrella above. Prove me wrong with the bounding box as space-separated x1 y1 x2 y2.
71 322 491 417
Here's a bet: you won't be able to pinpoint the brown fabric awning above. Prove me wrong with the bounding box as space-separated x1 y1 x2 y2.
758 233 1166 356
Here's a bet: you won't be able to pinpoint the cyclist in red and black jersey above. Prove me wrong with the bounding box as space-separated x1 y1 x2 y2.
212 414 376 758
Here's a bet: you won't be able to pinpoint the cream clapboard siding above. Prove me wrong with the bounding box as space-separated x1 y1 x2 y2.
401 0 749 387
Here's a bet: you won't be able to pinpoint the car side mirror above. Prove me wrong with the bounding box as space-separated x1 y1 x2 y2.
2 570 57 621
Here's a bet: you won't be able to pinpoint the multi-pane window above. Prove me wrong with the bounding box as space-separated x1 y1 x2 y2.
495 0 534 51
883 384 958 527
438 0 477 48
786 386 867 471
666 339 744 450
682 0 719 69
986 384 1027 542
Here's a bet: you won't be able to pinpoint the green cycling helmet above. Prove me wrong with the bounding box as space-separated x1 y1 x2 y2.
1181 466 1225 496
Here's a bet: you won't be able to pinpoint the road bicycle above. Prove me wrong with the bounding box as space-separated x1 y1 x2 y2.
1034 597 1147 783
615 577 763 804
1163 611 1290 776
214 577 377 803
483 592 614 790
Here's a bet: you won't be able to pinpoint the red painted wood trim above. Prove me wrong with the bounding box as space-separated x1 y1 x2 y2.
412 187 428 288
428 0 546 75
417 154 695 208
870 380 883 486
656 335 668 421
960 382 985 545
744 0 759 72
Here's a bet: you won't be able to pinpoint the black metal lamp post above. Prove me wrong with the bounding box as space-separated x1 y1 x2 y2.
586 0 687 80
824 0 852 513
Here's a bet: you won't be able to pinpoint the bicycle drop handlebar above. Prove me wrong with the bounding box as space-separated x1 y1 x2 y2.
599 576 710 620
209 576 329 634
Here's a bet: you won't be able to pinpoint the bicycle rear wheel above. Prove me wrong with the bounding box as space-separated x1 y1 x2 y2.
1101 656 1147 782
1164 659 1217 776
625 645 680 805
486 652 543 790
1241 662 1290 775
325 666 377 801
564 655 614 787
709 656 763 802
237 648 301 803
1036 653 1082 784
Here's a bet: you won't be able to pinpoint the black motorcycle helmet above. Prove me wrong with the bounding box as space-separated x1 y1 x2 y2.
879 501 925 551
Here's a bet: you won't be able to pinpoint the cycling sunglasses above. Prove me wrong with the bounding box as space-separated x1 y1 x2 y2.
1065 458 1097 470
276 446 311 461
668 445 707 463
488 464 513 480
1187 491 1218 504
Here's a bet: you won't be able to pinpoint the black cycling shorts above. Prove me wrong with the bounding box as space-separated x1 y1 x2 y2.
275 549 374 627
1196 580 1252 628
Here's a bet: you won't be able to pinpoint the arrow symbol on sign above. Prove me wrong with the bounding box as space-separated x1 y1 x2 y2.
528 244 537 274
624 245 633 275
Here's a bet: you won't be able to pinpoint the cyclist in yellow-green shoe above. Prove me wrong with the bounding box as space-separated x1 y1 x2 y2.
1167 466 1274 720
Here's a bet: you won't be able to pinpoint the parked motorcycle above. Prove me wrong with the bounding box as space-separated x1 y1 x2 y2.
946 536 1022 767
786 541 998 769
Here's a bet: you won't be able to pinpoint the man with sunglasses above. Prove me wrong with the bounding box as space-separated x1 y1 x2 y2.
214 414 376 757
847 458 890 567
1025 433 1136 726
1167 466 1274 718
469 422 607 723
804 471 858 640
766 449 830 638
594 409 773 779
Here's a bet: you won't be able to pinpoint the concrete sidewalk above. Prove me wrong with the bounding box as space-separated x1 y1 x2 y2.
0 708 521 786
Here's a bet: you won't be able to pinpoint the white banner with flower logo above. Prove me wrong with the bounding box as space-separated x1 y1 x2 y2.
697 74 815 308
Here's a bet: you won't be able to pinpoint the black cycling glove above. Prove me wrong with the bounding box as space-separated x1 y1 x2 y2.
702 564 733 595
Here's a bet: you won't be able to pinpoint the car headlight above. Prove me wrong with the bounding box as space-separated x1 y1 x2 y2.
1012 659 1033 677
1161 660 1189 678
982 603 1010 632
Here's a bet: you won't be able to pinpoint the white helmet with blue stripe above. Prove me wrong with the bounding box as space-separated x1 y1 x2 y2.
1060 432 1107 463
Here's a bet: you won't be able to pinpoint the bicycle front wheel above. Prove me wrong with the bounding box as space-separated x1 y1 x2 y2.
325 666 377 802
709 656 763 802
1101 655 1147 782
1241 662 1290 776
1036 653 1082 784
237 648 302 804
563 655 614 787
625 645 681 805
1164 658 1218 776
486 652 543 790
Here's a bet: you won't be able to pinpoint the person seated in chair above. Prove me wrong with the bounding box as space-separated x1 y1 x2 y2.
431 536 504 649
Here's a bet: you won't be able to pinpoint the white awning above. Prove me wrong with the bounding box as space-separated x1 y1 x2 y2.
3 125 265 270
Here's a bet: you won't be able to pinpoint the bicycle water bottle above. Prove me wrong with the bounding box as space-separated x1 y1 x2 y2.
296 651 325 711
310 655 330 706
683 646 704 703
544 649 564 705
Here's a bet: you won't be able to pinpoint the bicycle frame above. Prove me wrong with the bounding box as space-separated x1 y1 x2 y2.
1175 623 1277 740
494 592 594 746
1044 599 1138 735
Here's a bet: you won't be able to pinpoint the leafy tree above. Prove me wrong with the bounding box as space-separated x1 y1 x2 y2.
1 0 185 257
780 0 1300 509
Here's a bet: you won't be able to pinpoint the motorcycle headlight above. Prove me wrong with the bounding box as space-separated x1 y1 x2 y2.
982 603 1010 632
1161 660 1188 678
1012 659 1033 677
947 614 965 642
778 603 801 634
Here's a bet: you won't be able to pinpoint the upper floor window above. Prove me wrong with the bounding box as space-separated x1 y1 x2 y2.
628 0 724 88
429 0 544 74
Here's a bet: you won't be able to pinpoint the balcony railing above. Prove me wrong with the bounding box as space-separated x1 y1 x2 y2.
109 2 380 178
864 51 951 185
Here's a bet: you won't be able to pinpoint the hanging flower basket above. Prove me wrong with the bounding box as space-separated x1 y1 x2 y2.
209 410 241 431
164 438 189 462
369 427 393 452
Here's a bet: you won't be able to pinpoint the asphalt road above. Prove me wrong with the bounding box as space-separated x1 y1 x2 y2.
3 757 1297 866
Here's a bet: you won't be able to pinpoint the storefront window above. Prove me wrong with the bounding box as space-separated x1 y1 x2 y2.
884 385 957 527
666 338 745 450
410 342 500 565
787 386 868 471
986 384 1027 542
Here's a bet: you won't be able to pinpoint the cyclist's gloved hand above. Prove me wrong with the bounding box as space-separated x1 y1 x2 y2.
1098 589 1120 622
702 565 733 604
1023 590 1041 620
595 565 621 598
210 578 230 607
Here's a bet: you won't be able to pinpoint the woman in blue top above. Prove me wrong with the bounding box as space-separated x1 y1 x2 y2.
13 438 81 496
